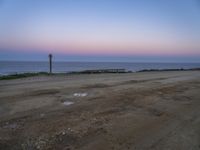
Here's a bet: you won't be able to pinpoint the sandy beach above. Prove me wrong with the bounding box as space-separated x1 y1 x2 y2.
0 71 200 150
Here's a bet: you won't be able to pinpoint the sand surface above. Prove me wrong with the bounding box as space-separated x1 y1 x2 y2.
0 71 200 150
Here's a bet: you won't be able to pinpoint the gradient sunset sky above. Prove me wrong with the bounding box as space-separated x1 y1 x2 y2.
0 0 200 62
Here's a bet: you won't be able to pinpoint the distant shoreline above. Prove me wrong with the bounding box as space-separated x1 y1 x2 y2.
1 61 200 76
0 68 200 80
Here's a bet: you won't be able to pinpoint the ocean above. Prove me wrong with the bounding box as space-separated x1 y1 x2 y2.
0 61 200 75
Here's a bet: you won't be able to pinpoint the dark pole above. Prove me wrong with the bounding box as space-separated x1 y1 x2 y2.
49 54 52 74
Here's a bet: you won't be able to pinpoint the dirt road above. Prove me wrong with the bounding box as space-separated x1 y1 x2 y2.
0 71 200 150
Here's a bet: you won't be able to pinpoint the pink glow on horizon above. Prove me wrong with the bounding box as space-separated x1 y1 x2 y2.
1 36 200 57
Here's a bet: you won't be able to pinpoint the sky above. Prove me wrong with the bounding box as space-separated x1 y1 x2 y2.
0 0 200 62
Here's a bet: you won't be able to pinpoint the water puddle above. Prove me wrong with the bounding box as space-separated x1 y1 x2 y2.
73 93 88 97
3 122 18 129
63 101 74 106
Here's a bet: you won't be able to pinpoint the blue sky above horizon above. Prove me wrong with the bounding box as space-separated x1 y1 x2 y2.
0 0 200 62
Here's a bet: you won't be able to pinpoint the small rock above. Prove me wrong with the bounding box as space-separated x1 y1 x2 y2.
40 113 45 117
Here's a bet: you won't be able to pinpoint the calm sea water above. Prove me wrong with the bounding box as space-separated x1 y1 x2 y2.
0 61 200 75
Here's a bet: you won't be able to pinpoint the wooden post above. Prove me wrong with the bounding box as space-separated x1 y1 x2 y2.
49 54 52 74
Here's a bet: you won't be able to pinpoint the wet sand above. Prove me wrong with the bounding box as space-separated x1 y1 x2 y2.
0 71 200 150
